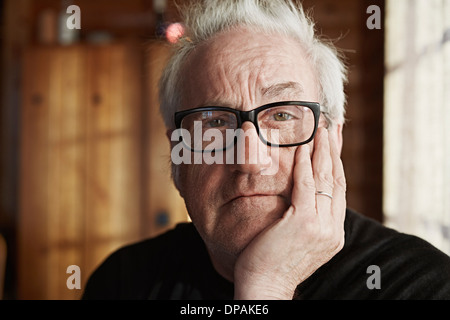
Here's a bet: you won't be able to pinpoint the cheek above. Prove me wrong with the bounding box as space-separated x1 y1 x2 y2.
176 163 224 215
269 148 298 203
278 147 298 176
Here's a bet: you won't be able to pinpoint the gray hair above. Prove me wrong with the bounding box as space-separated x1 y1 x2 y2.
159 0 347 129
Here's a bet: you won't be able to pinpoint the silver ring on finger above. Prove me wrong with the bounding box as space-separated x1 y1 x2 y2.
315 191 333 199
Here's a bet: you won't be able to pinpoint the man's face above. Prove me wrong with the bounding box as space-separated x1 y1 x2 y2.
173 27 321 261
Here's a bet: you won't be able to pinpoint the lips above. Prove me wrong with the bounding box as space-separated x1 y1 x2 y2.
224 193 282 206
220 178 292 208
233 193 277 200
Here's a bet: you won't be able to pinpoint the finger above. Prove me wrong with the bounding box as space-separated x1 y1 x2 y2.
312 128 334 213
329 129 346 225
290 143 316 214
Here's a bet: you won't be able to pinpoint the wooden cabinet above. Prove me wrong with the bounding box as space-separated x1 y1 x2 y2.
18 42 188 299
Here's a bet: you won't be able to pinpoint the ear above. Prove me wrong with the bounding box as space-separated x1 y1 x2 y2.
166 128 174 141
166 128 178 149
166 128 184 198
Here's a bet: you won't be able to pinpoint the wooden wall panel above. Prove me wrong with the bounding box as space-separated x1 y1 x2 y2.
85 45 116 278
18 43 146 299
84 44 143 276
19 46 88 299
46 46 86 299
19 47 53 299
57 47 87 298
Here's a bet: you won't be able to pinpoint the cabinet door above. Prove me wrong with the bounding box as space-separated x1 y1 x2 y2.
19 44 144 299
19 45 88 300
83 44 144 282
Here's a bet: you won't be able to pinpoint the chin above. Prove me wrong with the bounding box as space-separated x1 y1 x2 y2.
208 196 288 257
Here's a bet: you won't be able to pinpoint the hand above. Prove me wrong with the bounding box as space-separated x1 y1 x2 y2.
233 127 346 299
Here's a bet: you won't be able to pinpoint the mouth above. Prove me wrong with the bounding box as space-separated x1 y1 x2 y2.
224 193 284 206
234 194 277 199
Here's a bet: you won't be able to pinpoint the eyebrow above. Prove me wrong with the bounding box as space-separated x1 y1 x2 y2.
196 81 305 109
261 81 304 99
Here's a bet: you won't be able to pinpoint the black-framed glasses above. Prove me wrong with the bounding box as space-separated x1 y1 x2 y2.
174 101 320 153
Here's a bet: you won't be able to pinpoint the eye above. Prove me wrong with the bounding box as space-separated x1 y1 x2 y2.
272 112 293 121
207 118 227 127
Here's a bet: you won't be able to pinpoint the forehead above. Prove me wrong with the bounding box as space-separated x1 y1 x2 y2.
180 27 318 109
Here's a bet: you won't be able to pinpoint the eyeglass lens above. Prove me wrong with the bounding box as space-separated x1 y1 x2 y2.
179 104 315 151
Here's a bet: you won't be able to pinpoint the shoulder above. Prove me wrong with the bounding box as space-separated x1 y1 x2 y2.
82 223 199 299
297 209 450 299
344 209 449 261
343 209 450 299
107 222 199 263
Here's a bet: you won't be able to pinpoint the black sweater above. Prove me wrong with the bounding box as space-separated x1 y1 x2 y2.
82 209 450 300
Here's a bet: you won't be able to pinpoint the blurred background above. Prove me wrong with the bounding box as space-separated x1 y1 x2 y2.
0 0 448 299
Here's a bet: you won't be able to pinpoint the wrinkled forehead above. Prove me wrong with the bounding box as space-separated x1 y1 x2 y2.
179 27 319 111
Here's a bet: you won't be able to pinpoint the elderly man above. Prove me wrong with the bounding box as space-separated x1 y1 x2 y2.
83 0 450 300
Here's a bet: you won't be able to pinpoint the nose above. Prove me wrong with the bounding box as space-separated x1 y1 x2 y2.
227 122 274 174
